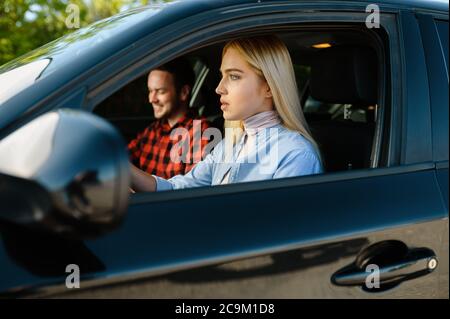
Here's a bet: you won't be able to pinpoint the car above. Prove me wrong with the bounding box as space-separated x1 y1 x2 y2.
0 0 448 298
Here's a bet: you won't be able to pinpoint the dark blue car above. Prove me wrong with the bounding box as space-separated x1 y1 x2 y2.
0 0 448 298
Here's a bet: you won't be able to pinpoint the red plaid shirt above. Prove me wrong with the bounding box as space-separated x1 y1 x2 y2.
128 112 212 179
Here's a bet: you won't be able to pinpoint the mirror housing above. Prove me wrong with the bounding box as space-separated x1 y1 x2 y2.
0 109 130 239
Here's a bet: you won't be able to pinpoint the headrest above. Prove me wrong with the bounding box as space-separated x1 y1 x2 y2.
310 46 378 104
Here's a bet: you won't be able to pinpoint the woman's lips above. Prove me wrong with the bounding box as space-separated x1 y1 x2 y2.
221 103 229 110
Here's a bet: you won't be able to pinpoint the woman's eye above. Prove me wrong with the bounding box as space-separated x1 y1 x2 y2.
229 74 240 80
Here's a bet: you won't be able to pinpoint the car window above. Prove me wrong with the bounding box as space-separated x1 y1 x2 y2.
89 20 390 194
0 6 161 81
285 33 380 172
431 19 449 162
304 96 376 123
435 20 449 76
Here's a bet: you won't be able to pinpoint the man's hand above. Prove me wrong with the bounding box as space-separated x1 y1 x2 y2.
130 164 157 192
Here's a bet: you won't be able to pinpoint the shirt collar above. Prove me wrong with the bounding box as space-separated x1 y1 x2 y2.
157 109 195 133
243 110 281 136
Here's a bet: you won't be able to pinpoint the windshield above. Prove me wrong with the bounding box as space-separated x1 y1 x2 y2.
0 5 163 104
0 59 51 105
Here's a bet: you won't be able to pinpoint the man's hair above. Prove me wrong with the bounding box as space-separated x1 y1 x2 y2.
152 57 195 97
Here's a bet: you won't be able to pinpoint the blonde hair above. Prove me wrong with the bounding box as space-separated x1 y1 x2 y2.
222 35 320 156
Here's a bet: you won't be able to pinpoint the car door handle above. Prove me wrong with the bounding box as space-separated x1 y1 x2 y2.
331 240 438 291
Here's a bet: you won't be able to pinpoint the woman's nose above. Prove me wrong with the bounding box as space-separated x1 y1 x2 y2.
215 79 226 95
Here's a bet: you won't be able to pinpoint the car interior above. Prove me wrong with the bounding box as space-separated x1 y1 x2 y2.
94 25 384 174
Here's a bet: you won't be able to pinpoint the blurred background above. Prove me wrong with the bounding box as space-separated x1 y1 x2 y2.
0 0 174 65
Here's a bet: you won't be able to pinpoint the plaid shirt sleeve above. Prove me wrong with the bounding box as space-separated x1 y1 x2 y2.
127 128 146 165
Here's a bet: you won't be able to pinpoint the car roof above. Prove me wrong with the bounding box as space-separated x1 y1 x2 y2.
0 0 447 76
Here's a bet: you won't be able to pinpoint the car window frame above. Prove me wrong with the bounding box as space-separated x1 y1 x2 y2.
129 162 436 205
398 10 434 166
82 7 404 201
417 14 449 164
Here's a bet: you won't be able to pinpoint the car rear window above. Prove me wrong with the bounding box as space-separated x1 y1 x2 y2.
435 20 449 76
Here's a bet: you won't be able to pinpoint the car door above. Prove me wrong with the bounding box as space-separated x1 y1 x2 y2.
0 2 447 299
418 12 449 298
67 6 447 299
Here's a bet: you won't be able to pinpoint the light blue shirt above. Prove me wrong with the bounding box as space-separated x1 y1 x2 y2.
154 123 323 191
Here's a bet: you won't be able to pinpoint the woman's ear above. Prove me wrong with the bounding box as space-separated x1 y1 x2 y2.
179 85 190 102
264 82 273 98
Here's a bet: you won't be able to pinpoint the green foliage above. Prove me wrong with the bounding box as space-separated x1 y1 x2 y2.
0 0 173 66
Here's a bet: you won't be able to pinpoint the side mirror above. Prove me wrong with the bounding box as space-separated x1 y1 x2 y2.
0 109 130 239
